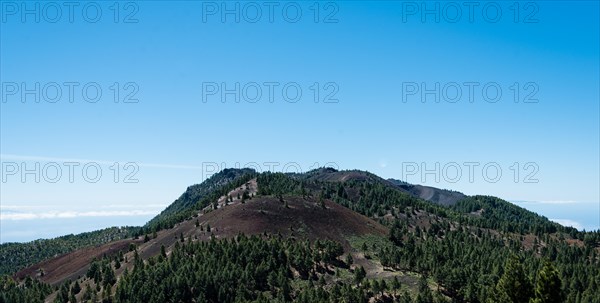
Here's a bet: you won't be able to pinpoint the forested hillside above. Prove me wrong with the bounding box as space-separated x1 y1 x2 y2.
1 168 599 303
266 171 600 302
0 227 138 276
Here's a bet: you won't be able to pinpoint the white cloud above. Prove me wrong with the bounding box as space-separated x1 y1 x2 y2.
550 219 584 230
0 203 166 221
1 203 167 211
1 210 158 221
511 200 579 205
378 159 388 168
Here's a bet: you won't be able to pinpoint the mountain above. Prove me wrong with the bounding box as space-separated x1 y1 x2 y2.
300 168 466 206
387 179 466 206
2 168 599 303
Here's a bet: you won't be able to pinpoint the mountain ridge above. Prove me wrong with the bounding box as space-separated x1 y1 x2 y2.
2 167 599 303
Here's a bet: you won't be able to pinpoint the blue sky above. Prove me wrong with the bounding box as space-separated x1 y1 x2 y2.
1 1 599 242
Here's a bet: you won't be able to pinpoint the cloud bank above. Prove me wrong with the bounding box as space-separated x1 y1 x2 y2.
550 219 584 230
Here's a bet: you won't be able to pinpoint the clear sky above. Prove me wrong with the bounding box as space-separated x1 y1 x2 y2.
1 1 599 242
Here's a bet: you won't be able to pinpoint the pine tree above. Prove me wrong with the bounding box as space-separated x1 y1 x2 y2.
392 276 401 291
354 266 366 285
493 255 533 303
345 254 353 266
103 264 116 289
82 284 92 301
372 279 381 295
55 283 69 303
87 261 102 284
416 276 433 303
531 259 563 303
71 280 81 295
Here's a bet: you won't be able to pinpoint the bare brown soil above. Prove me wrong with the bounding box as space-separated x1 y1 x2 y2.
14 238 142 286
16 181 387 286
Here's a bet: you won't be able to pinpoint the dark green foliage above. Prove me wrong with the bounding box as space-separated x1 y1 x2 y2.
532 259 563 303
102 263 116 289
71 280 81 295
54 283 69 303
391 276 401 290
452 196 570 235
306 173 599 303
257 172 303 196
345 253 353 266
87 260 102 284
0 276 52 303
373 217 600 303
416 276 433 303
0 226 137 275
493 255 533 303
160 245 166 258
389 220 404 245
114 235 347 303
354 266 366 284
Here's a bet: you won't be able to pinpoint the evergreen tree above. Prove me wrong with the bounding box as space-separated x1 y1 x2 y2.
416 276 433 303
55 283 69 303
102 264 116 289
354 266 366 285
532 260 563 303
345 254 353 266
71 280 81 295
392 276 401 291
494 255 533 303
